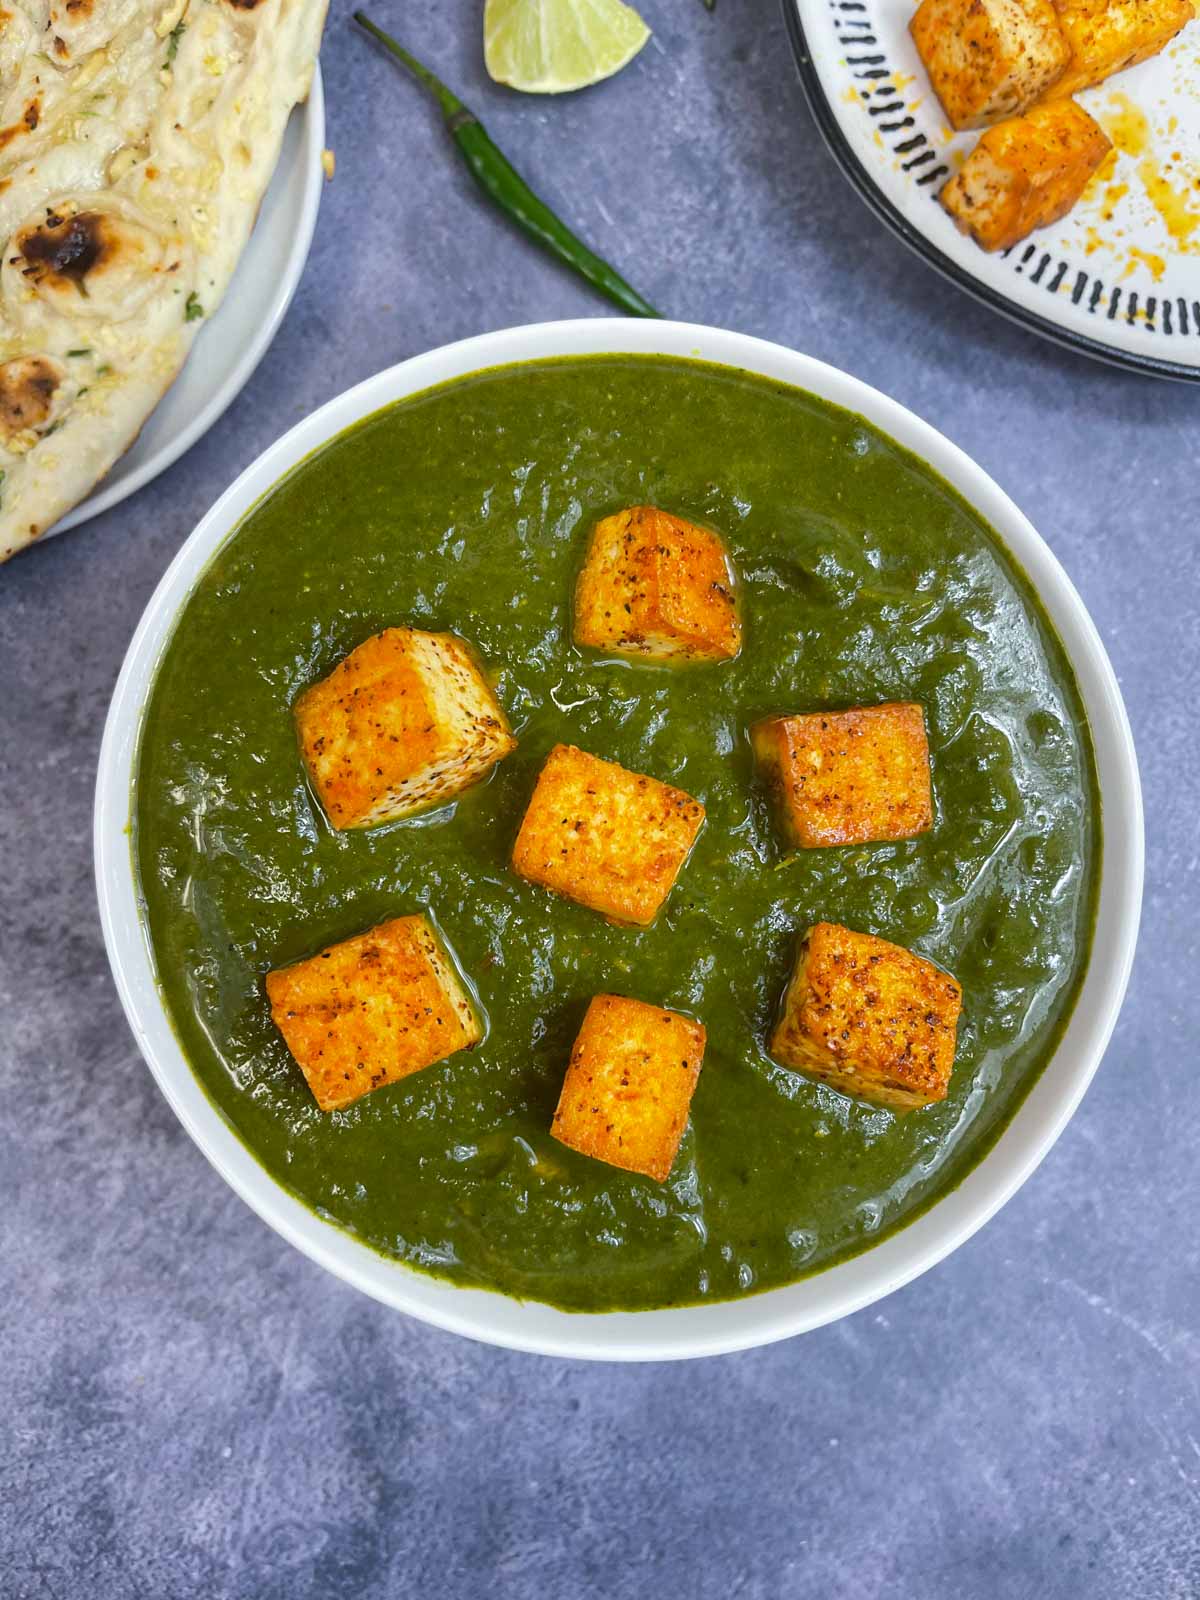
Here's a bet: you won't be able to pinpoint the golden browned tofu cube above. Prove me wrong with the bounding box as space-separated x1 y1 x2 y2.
770 923 962 1110
752 703 932 850
940 100 1111 251
552 995 706 1181
910 0 1069 129
265 915 481 1112
294 627 516 830
1044 0 1194 98
574 505 741 664
511 743 705 926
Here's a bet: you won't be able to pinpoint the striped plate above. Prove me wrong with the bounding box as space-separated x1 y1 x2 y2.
784 0 1200 379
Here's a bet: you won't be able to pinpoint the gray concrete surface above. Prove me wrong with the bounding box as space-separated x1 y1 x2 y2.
3 1 1198 1595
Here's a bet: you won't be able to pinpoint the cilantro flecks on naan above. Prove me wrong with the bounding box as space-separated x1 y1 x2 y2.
0 0 327 562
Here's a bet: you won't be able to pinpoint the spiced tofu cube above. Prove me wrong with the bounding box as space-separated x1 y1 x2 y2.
294 627 516 830
940 100 1111 251
265 915 481 1112
910 0 1069 129
1044 0 1194 99
770 923 962 1110
552 995 706 1181
511 743 705 926
574 505 741 664
752 702 933 850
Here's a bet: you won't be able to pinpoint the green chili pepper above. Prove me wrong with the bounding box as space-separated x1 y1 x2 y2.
353 12 660 320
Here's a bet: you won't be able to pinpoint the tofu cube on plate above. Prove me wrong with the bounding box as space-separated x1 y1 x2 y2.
940 100 1112 252
752 702 933 850
770 922 963 1110
909 0 1070 129
1045 0 1195 99
552 994 706 1181
574 505 741 664
294 627 516 830
511 743 705 926
265 914 481 1112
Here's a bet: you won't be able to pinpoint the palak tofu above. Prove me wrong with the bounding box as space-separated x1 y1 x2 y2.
940 99 1111 251
752 702 933 850
1043 0 1194 99
552 995 706 1181
265 915 481 1113
511 743 705 926
574 505 741 664
294 627 516 829
910 0 1070 129
770 923 962 1110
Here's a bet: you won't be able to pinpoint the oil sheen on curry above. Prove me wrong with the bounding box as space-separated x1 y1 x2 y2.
134 355 1099 1313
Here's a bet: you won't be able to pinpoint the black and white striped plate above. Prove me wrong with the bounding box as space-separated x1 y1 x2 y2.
784 0 1200 379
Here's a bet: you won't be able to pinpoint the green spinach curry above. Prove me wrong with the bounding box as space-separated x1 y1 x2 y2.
134 355 1099 1312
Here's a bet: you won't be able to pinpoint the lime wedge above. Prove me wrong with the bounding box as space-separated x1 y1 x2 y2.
484 0 651 94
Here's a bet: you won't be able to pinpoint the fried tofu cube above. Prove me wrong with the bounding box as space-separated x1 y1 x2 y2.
574 505 741 664
940 100 1111 251
752 703 933 850
770 923 962 1110
910 0 1070 130
265 915 481 1112
1043 0 1194 99
294 627 516 830
511 743 705 926
552 995 706 1181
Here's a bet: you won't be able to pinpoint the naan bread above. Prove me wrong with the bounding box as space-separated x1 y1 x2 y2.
0 0 328 562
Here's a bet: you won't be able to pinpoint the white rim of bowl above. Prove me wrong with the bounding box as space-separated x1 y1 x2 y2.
95 320 1144 1361
54 67 325 535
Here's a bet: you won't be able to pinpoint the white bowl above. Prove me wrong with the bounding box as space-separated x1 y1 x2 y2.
94 320 1143 1361
49 68 325 539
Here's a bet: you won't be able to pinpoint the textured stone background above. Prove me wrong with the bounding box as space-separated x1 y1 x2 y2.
3 1 1197 1595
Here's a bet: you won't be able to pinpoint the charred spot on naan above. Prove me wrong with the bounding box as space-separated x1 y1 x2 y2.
17 210 110 291
0 101 41 152
49 0 137 59
10 201 177 318
0 355 69 442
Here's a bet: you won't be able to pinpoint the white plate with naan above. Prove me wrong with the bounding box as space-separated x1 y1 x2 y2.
52 66 324 540
0 0 329 561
